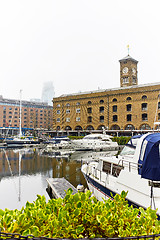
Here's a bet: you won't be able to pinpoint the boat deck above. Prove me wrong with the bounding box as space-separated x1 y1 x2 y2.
46 177 78 199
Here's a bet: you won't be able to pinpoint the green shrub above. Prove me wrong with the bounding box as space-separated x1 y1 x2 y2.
68 135 84 140
112 136 131 145
0 190 160 238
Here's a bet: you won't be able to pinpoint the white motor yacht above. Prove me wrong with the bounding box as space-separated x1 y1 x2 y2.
81 133 160 216
71 133 119 151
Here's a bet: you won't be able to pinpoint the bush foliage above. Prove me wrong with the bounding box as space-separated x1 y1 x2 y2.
0 190 160 238
112 136 131 145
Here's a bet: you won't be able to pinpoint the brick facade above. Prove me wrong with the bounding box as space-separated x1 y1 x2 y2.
53 55 160 131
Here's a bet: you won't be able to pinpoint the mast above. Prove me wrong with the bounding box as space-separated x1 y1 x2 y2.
19 89 22 137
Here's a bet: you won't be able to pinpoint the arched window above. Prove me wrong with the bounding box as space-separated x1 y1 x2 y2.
76 102 80 106
75 126 82 130
142 95 147 100
56 126 60 131
100 100 104 104
140 124 151 130
57 104 60 107
112 98 117 102
88 101 92 104
97 125 105 130
66 103 70 107
65 126 72 130
125 124 135 130
141 103 147 111
111 125 120 130
86 125 94 130
126 97 132 101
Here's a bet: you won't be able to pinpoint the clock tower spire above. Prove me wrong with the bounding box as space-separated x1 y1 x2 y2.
119 50 138 87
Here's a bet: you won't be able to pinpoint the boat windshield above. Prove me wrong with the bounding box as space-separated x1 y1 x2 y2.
120 145 136 156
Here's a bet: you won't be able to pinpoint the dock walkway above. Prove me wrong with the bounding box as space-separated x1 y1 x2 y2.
46 177 78 199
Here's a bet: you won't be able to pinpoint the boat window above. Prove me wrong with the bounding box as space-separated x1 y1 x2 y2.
140 139 148 161
103 162 123 177
120 145 136 156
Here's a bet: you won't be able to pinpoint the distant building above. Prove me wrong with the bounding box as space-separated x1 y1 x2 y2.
0 96 53 135
41 81 55 106
53 54 160 131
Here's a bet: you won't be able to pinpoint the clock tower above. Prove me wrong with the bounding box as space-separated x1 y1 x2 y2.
119 54 138 87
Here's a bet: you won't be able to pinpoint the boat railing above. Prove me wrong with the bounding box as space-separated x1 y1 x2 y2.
88 159 142 183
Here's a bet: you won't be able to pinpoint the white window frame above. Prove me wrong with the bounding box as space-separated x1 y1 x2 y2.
76 117 80 122
66 109 70 114
66 118 70 122
57 118 60 122
57 110 60 114
76 108 80 113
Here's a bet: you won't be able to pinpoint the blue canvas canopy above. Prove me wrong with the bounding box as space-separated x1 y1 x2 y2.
139 133 160 181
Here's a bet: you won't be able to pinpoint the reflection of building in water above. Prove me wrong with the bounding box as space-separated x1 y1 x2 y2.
0 149 87 188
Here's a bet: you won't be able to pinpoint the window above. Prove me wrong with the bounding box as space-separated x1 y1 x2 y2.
100 116 104 122
126 104 132 111
132 77 136 84
66 103 70 107
57 104 60 107
87 107 92 113
122 77 129 83
112 105 117 112
126 97 132 101
76 108 80 113
142 95 147 100
57 110 60 114
9 107 12 110
9 111 12 114
142 103 147 111
113 115 118 122
76 117 81 122
113 98 117 102
158 102 160 110
57 118 60 122
99 106 104 113
127 114 132 121
66 118 70 122
88 101 92 104
66 109 70 114
3 107 6 110
125 124 135 130
142 113 148 121
100 100 104 104
76 102 80 106
88 116 92 123
158 113 160 120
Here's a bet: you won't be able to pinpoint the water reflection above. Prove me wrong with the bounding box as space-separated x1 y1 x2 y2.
0 148 117 210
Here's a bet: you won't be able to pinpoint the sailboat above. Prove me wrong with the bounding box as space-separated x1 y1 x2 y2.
5 90 40 148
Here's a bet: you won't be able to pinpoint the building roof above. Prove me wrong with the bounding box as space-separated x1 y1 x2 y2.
57 82 160 98
119 54 138 63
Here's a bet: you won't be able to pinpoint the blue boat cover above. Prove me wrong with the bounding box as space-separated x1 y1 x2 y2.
139 133 160 181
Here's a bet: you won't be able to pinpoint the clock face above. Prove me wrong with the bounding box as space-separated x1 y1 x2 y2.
132 68 136 74
122 67 128 74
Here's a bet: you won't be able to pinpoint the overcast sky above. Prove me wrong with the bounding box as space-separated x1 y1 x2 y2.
0 0 160 101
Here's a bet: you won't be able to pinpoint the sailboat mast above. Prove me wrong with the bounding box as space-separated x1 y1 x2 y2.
19 90 22 137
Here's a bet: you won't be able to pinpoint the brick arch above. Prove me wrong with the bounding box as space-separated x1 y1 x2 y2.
56 126 61 131
140 124 151 130
110 124 120 130
65 126 72 130
75 125 82 130
97 125 105 130
124 124 135 130
86 125 94 130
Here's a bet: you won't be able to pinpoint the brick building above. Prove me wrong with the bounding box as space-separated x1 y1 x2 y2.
53 54 160 131
0 96 53 135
